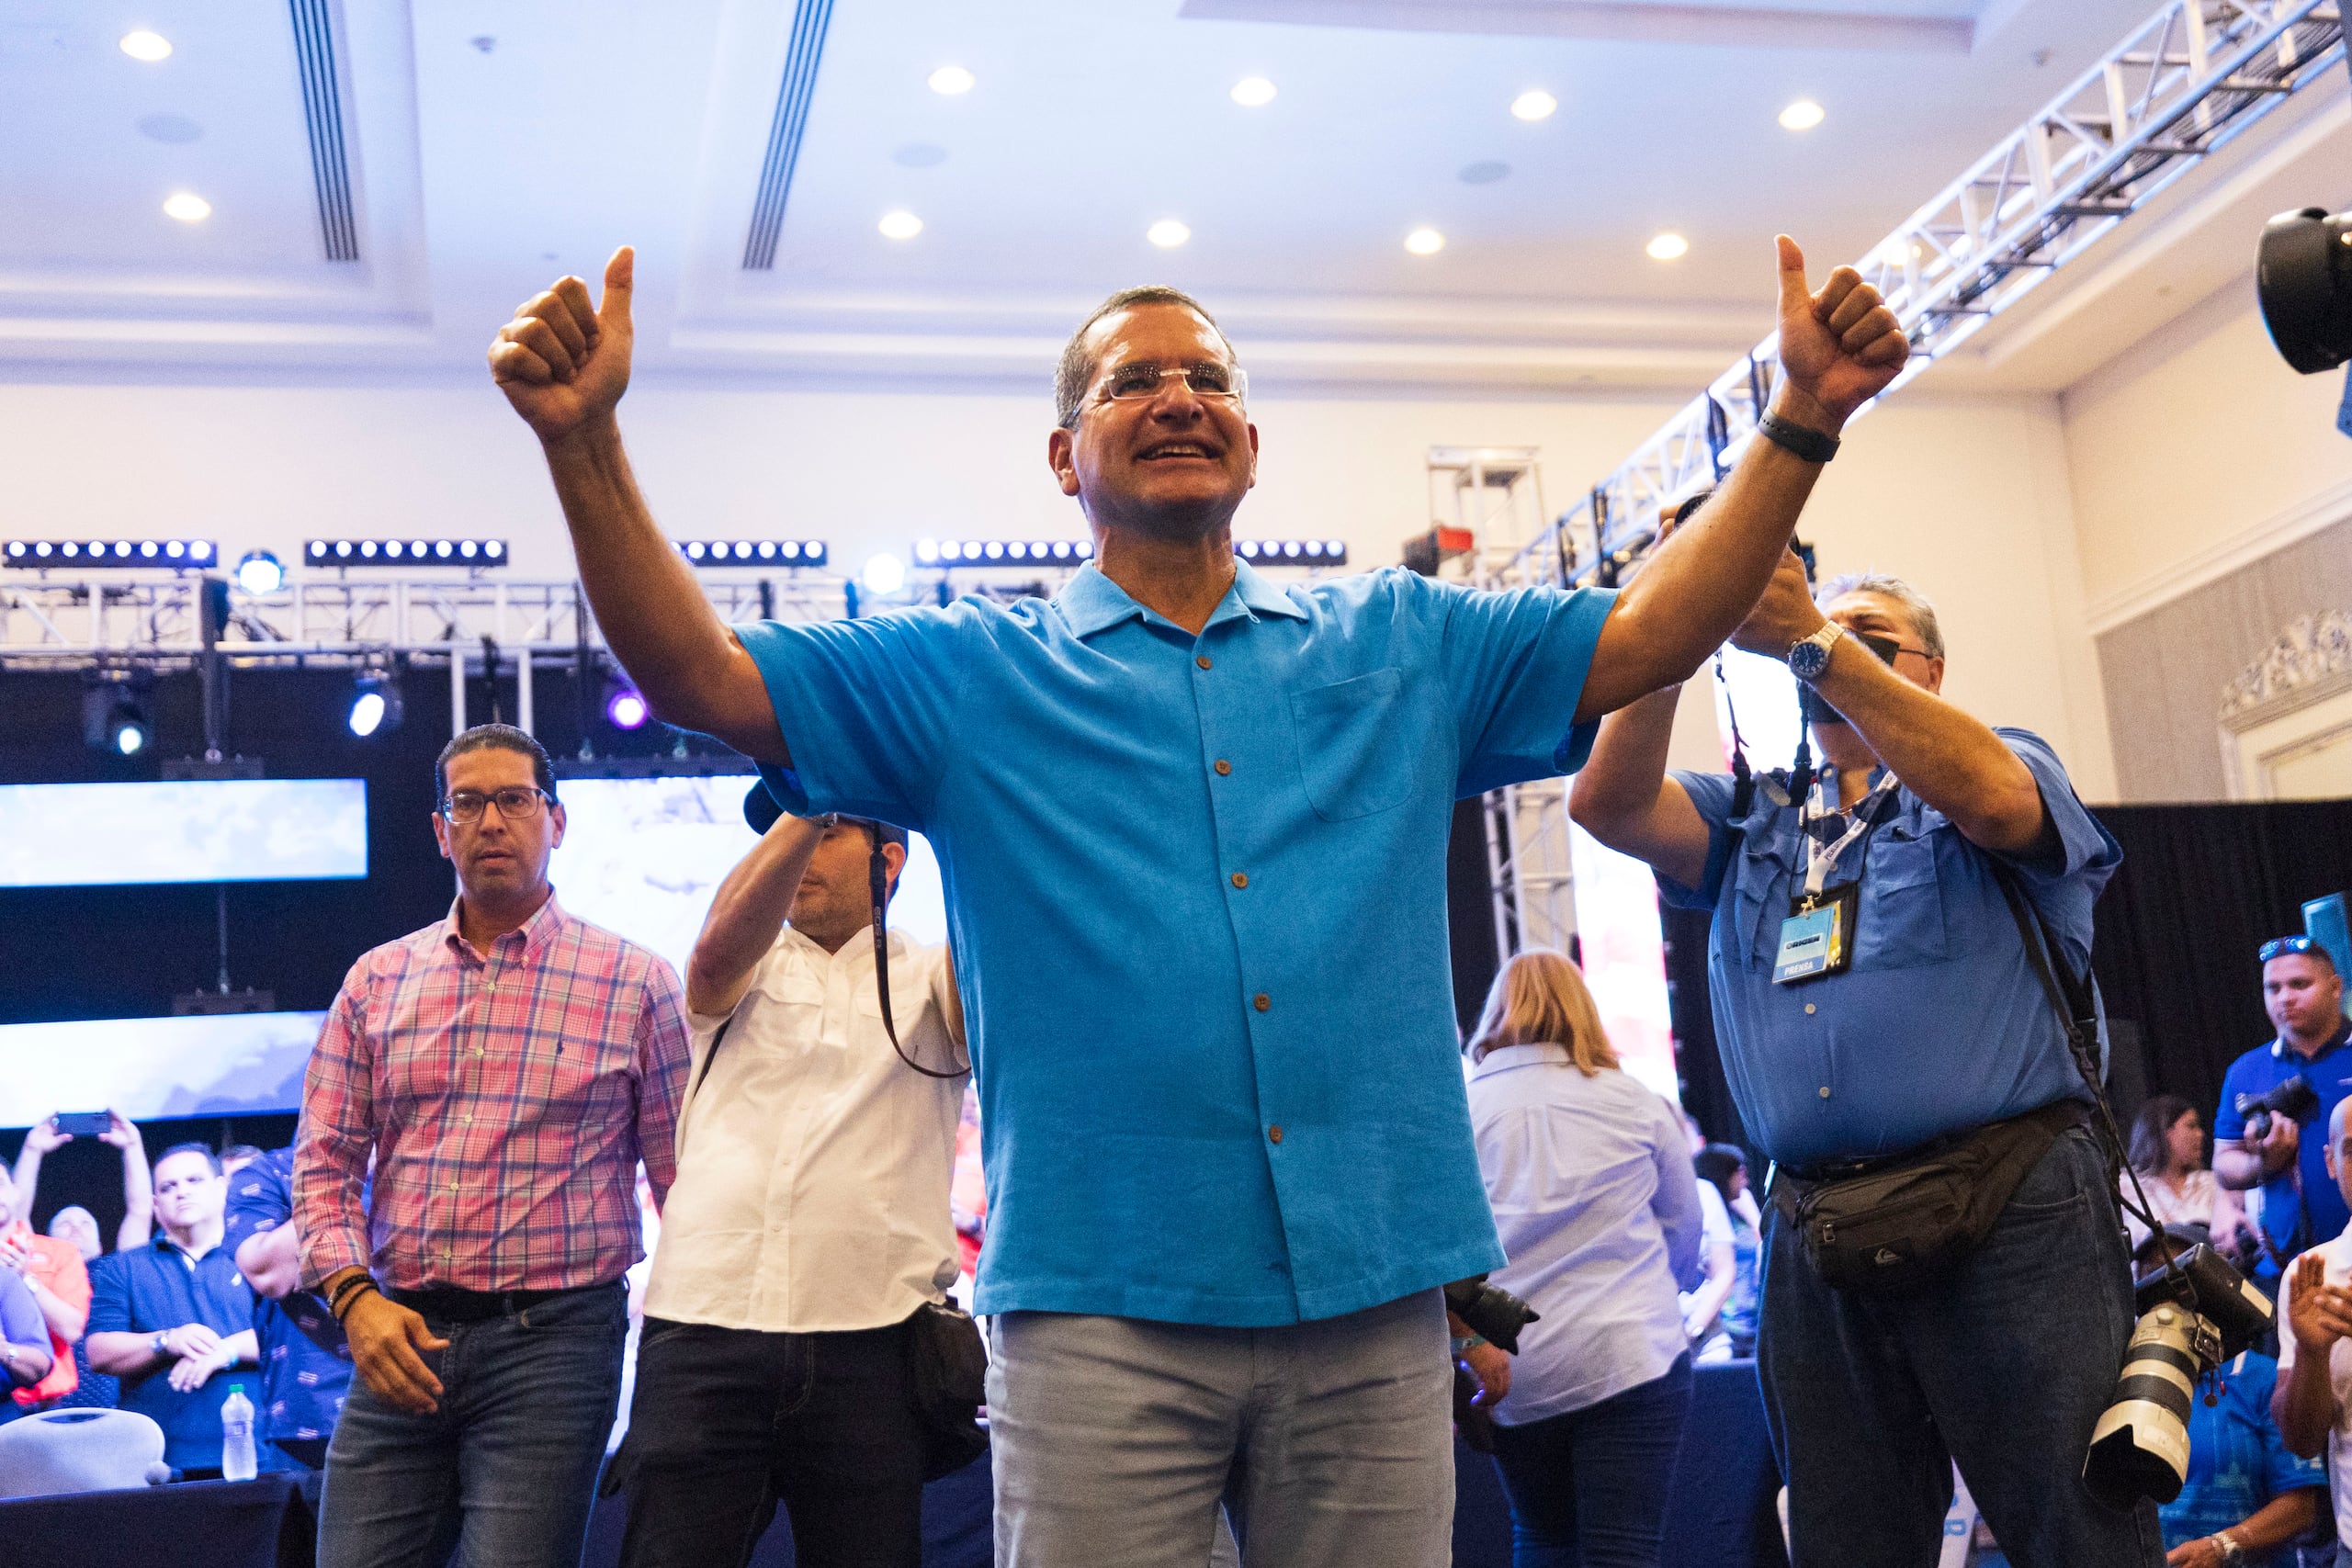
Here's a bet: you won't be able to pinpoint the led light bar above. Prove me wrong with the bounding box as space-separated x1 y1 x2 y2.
1236 539 1348 566
674 539 829 569
305 538 508 567
915 539 1094 567
4 538 217 568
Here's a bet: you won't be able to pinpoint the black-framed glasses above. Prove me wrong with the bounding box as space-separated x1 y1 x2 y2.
439 787 550 826
2260 935 2321 963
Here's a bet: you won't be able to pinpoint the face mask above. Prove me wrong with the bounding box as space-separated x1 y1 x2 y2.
1799 630 1903 727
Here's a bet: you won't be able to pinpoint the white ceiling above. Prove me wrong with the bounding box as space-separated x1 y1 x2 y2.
0 0 2341 398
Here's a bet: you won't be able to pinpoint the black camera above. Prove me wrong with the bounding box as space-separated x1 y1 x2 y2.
2084 1243 2275 1506
2234 1074 2321 1143
2257 208 2352 375
1444 1275 1540 1355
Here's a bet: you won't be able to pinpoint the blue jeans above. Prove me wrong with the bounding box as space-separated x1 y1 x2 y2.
317 1282 627 1568
1759 1126 2164 1568
1487 1352 1692 1568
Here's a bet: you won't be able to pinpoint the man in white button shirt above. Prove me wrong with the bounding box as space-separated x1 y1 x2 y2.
606 793 968 1568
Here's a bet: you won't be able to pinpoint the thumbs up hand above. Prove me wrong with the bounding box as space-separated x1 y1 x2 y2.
1770 234 1907 431
490 245 637 443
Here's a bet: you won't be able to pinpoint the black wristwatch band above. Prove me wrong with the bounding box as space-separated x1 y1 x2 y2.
1757 411 1841 464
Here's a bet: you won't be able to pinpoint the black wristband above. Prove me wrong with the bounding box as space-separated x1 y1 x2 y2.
1757 411 1841 464
329 1274 378 1321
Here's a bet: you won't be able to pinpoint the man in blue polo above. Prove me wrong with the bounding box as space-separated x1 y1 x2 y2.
2215 939 2352 1284
1569 558 2153 1567
85 1144 259 1477
484 236 1907 1564
224 1146 354 1470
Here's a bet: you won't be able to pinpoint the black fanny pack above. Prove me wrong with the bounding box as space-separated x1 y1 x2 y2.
906 1299 989 1481
1770 1098 2089 1293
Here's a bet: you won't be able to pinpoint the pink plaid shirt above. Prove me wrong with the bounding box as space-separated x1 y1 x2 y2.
294 895 689 1292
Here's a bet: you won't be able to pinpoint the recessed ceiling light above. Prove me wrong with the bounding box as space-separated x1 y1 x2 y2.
928 64 974 96
163 192 211 223
1405 228 1445 256
1646 231 1689 261
1231 76 1275 107
878 209 923 240
1148 219 1191 249
119 30 172 62
1779 98 1826 131
1510 90 1556 122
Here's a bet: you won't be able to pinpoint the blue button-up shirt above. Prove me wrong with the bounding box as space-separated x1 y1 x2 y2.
222 1148 353 1450
86 1233 257 1470
2213 1025 2352 1277
1661 728 2120 1168
738 560 1613 1325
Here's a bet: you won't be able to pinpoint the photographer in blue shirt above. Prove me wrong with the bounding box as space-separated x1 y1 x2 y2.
2213 939 2352 1285
1570 556 2149 1567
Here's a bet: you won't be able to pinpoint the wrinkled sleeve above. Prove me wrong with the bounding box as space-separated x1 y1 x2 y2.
633 957 693 1209
733 605 978 833
1655 770 1744 910
2211 1055 2256 1145
1993 728 2121 887
1421 576 1619 797
85 1254 130 1337
293 964 377 1289
222 1153 293 1255
1652 1100 1708 1290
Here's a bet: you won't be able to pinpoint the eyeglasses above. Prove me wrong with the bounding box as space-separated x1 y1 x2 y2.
1063 361 1249 428
2259 935 2321 963
440 787 550 825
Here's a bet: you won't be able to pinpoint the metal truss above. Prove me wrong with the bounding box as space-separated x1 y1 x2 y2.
1532 0 2346 577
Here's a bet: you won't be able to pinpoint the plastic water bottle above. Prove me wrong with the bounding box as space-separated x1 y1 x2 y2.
220 1383 256 1482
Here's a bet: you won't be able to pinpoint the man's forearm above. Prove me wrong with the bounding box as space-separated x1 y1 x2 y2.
11 1145 40 1216
685 815 825 1015
1576 387 1838 720
2223 1484 2321 1554
237 1224 304 1301
24 1272 85 1343
85 1330 166 1376
2214 1146 2268 1191
1567 689 1712 889
2275 1352 2336 1457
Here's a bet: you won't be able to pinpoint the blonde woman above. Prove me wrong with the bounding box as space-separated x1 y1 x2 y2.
1464 950 1706 1568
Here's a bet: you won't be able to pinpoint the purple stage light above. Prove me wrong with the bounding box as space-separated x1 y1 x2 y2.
605 687 650 730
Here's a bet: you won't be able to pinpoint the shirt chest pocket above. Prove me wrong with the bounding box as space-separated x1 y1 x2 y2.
1728 843 1795 972
1854 830 1948 969
1289 667 1413 822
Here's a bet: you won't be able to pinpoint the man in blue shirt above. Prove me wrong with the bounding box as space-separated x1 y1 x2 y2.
1568 557 2155 1567
223 1146 353 1471
485 236 1907 1564
2214 940 2352 1284
85 1144 258 1475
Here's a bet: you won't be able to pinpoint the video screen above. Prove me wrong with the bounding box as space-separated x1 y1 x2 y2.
0 779 368 888
0 1010 329 1127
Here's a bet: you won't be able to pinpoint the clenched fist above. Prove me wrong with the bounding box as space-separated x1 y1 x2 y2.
1771 235 1908 428
489 245 637 444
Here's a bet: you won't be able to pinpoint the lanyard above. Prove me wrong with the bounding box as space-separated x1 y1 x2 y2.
1802 771 1900 897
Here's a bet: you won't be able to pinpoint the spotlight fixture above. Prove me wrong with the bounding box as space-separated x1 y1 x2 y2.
673 538 830 569
2256 207 2352 374
605 679 650 731
914 538 1094 567
303 538 508 568
1510 90 1557 122
4 538 216 569
163 192 211 223
348 667 405 738
119 29 173 61
928 64 975 96
1646 231 1690 261
233 550 285 595
861 552 908 594
1235 539 1349 566
1405 228 1445 256
1148 219 1192 249
1779 98 1826 131
878 209 924 241
82 671 154 757
1231 76 1276 107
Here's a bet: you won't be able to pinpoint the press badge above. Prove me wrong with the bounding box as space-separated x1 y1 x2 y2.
1774 883 1858 984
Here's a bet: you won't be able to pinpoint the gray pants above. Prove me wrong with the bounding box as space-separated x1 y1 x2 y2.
986 1289 1454 1568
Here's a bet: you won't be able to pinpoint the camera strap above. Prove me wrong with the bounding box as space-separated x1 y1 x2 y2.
865 822 967 1081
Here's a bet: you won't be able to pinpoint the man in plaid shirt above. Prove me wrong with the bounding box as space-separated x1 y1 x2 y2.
295 724 690 1568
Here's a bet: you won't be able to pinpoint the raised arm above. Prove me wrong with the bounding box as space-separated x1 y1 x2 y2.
107 1114 152 1251
2275 1252 2352 1457
685 813 827 1019
1567 686 1713 889
1575 237 1907 720
489 247 783 759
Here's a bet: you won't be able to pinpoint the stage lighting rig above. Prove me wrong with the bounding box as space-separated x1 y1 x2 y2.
1236 538 1349 567
304 537 508 568
4 538 215 569
82 669 154 756
2257 207 2352 374
348 664 405 738
675 539 829 568
915 539 1093 567
233 550 285 595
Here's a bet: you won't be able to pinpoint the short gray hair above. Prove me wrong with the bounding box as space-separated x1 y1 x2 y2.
1816 571 1945 661
1054 286 1236 430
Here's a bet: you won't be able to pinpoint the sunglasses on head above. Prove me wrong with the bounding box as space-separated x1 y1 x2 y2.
2260 935 2320 963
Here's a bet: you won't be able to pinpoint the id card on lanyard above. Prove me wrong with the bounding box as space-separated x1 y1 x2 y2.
1772 773 1899 986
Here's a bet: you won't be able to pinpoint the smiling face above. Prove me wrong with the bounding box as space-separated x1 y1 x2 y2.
1047 302 1259 541
432 744 566 915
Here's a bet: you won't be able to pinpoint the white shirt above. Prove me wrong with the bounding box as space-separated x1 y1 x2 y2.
2278 1229 2352 1545
1466 1045 1707 1424
644 925 968 1333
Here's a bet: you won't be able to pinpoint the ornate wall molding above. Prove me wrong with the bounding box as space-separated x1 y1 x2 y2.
2222 610 2352 726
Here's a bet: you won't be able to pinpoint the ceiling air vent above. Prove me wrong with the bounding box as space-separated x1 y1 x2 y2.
742 0 837 270
288 0 358 262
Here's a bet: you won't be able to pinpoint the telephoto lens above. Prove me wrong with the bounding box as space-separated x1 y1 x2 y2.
1442 1275 1541 1355
2083 1244 2274 1507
